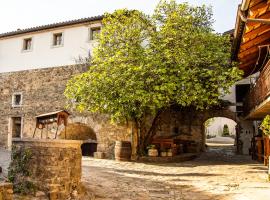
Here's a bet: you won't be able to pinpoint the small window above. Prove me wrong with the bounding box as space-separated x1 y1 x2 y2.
23 38 32 51
53 33 63 46
90 27 101 41
12 93 22 107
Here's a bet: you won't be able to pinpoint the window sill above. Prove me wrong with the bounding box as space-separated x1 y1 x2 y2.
51 44 64 49
21 49 33 53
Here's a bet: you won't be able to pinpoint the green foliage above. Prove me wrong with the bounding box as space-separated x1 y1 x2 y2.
260 115 270 136
65 0 242 153
8 146 36 195
204 118 214 128
222 124 230 136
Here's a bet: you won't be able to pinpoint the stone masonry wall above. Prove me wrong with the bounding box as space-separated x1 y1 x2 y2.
0 64 237 157
0 182 13 200
0 65 130 157
10 139 82 199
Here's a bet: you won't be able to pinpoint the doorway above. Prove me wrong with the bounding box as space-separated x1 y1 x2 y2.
11 117 22 138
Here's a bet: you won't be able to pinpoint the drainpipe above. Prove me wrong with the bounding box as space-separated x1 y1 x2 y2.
241 0 251 12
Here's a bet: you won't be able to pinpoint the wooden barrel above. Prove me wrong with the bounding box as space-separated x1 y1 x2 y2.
114 141 131 161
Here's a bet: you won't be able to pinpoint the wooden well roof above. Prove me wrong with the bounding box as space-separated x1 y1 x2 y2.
232 0 270 76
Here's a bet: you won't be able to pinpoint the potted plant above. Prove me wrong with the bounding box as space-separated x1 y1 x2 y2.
147 145 158 157
160 147 167 157
167 148 173 157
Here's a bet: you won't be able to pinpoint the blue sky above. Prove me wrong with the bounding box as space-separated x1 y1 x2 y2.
0 0 241 34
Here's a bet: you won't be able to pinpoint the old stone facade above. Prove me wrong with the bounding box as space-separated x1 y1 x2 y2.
0 64 245 157
0 65 130 158
0 182 13 200
10 139 83 199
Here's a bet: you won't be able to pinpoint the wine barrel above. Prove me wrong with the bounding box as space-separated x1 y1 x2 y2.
114 141 131 161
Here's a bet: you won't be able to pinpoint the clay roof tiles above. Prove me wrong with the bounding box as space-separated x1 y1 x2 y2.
0 15 103 38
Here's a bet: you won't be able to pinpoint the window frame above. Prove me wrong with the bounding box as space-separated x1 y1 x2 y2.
12 92 23 108
22 37 33 52
89 26 101 41
52 32 64 47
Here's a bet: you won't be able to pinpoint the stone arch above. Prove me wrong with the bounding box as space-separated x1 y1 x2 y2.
201 108 239 152
59 122 97 156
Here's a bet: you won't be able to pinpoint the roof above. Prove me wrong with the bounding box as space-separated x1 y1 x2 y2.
36 110 70 118
232 0 270 76
0 15 103 39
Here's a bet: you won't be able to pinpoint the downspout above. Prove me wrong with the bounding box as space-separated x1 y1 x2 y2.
241 0 251 11
240 0 270 25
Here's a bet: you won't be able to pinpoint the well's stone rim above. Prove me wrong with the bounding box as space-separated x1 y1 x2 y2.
12 138 83 148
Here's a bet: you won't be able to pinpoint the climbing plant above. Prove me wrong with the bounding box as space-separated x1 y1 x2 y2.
8 146 36 194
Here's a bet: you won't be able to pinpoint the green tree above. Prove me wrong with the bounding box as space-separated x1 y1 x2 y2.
65 0 242 155
222 124 230 136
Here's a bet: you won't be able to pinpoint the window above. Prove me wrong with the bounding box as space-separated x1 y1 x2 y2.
23 38 32 51
12 93 22 107
53 33 63 46
90 27 101 41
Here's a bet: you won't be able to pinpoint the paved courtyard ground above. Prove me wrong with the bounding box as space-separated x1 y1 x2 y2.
1 143 270 200
82 144 270 200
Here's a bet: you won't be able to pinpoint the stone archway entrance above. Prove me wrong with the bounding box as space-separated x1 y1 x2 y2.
59 122 97 156
204 117 237 152
200 108 240 152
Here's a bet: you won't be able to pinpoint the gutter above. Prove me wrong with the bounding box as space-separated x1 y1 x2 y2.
239 11 270 25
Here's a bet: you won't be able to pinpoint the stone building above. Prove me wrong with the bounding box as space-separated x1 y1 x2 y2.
0 14 255 157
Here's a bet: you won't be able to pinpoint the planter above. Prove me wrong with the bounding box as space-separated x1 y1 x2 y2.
148 149 158 157
161 151 167 157
167 151 173 157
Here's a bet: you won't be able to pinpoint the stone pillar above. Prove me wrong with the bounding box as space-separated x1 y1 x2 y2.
10 139 82 199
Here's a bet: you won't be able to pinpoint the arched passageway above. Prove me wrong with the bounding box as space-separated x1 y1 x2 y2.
59 122 97 156
204 117 237 153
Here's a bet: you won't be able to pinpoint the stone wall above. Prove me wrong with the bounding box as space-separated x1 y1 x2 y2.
10 139 82 199
0 65 130 158
0 64 240 157
0 182 13 200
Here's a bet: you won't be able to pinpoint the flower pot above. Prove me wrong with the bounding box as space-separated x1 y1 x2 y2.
161 151 167 157
167 151 173 157
148 149 158 157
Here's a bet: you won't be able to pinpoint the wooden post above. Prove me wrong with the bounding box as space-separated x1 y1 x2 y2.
257 138 263 162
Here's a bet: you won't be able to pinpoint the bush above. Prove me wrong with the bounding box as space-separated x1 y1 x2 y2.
222 124 230 136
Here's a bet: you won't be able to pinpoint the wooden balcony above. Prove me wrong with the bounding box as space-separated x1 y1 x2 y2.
243 62 270 119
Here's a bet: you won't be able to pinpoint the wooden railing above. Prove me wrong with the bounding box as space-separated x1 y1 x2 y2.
243 63 270 117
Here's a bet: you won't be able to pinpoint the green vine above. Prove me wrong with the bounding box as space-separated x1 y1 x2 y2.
8 146 36 194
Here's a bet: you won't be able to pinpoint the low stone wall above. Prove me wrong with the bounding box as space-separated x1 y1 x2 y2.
0 182 13 200
10 139 82 199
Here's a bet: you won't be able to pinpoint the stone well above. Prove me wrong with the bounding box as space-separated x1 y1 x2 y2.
0 182 13 200
10 139 82 199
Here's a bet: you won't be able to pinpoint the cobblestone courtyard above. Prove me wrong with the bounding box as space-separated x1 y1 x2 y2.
1 144 270 200
82 144 270 200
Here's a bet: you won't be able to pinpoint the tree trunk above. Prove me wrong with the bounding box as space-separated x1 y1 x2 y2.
136 109 163 156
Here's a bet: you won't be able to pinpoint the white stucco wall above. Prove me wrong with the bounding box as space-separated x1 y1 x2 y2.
0 22 101 73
